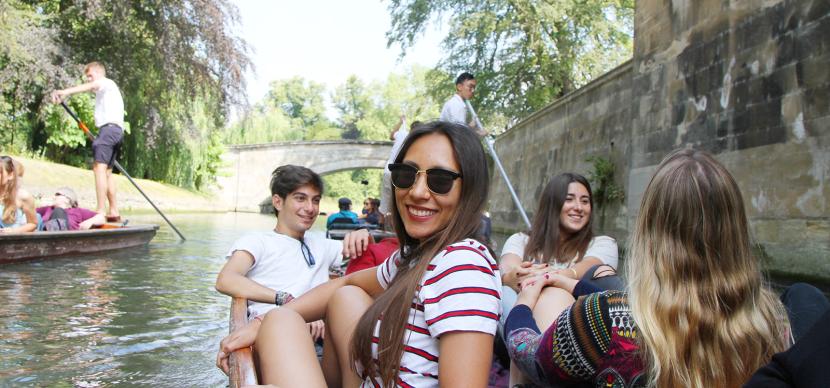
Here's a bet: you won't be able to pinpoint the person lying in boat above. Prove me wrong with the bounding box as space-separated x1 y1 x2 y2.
217 121 501 387
215 165 372 344
504 149 791 388
0 156 38 233
36 187 106 231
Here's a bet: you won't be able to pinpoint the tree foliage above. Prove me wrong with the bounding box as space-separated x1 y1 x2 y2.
1 0 251 189
386 0 634 127
224 65 442 145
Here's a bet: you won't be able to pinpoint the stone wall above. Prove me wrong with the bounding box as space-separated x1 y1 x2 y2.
491 0 829 279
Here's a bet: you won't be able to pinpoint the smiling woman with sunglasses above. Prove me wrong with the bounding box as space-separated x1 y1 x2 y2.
219 122 501 387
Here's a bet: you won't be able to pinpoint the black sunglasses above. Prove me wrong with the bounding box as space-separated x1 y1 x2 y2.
388 163 462 195
299 238 316 268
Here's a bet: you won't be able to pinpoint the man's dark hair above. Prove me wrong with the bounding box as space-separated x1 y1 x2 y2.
455 72 475 85
270 165 323 217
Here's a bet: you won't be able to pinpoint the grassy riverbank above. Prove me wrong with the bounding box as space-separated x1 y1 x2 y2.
10 155 348 216
10 155 225 212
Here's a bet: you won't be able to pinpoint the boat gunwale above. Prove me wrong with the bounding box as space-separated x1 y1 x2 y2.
0 224 159 242
229 297 258 387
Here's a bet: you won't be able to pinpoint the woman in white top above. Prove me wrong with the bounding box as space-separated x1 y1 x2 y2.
500 173 618 294
499 172 618 385
218 122 501 387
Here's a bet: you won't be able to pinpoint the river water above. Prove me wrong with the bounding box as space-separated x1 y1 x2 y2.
0 212 290 387
1 212 824 387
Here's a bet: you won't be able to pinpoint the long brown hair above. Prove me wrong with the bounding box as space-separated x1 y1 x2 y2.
350 122 490 385
0 156 19 224
524 173 594 264
627 149 788 388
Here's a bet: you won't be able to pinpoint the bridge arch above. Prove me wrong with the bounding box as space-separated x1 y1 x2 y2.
216 140 393 212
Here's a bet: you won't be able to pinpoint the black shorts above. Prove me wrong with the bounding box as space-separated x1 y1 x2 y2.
92 123 124 168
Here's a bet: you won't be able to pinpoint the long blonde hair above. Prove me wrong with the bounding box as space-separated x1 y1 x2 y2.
627 149 788 388
0 156 20 224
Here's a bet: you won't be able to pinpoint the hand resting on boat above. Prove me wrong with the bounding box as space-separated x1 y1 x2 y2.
217 316 261 375
341 228 374 259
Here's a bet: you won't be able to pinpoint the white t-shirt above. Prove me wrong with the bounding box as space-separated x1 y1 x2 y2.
500 233 619 270
439 94 468 125
381 128 409 214
226 231 343 318
360 239 502 387
94 78 125 128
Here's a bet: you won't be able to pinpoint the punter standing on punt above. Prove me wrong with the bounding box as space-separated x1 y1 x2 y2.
51 61 125 223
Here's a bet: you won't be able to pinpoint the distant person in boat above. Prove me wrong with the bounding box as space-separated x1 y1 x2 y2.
360 197 371 216
358 197 382 226
51 61 125 223
215 165 370 343
504 149 791 388
0 156 38 233
440 72 487 137
218 122 500 387
36 187 105 231
325 197 358 228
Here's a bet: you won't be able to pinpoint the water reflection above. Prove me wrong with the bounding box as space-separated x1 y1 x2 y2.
0 212 287 386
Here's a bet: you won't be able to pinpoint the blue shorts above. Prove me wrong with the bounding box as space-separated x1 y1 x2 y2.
92 123 123 168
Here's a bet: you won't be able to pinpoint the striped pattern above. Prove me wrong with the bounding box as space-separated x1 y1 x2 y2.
361 239 502 387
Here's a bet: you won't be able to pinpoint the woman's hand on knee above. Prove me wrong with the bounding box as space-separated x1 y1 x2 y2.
541 272 578 293
308 319 325 341
516 275 546 309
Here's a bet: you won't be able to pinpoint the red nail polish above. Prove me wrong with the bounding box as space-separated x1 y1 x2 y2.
544 273 549 279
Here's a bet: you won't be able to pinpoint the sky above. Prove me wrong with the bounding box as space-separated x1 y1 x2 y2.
232 0 446 105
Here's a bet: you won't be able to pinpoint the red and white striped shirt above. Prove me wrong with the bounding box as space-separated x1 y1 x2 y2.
361 239 502 387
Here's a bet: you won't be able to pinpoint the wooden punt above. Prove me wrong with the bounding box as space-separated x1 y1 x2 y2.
228 297 259 387
0 224 158 264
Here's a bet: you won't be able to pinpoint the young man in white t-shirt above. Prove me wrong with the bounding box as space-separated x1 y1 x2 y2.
439 72 487 137
51 61 125 222
215 165 370 341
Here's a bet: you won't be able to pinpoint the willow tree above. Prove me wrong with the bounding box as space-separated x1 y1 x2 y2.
1 0 251 188
386 0 634 125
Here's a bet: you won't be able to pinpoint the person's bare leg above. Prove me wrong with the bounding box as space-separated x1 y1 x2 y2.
508 287 575 387
256 308 327 387
106 167 118 218
321 324 340 387
533 287 575 331
92 162 109 214
326 285 373 387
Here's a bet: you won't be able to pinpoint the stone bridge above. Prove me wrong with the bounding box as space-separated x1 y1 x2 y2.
216 140 392 212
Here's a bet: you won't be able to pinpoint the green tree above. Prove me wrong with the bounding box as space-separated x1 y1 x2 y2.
1 0 251 190
264 77 333 139
332 75 373 140
386 0 633 125
224 66 443 145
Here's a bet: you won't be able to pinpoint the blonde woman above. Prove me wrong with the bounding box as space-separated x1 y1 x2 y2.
505 149 790 388
0 156 37 233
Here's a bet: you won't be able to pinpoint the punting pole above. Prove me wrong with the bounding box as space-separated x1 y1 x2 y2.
465 100 532 229
60 101 187 241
